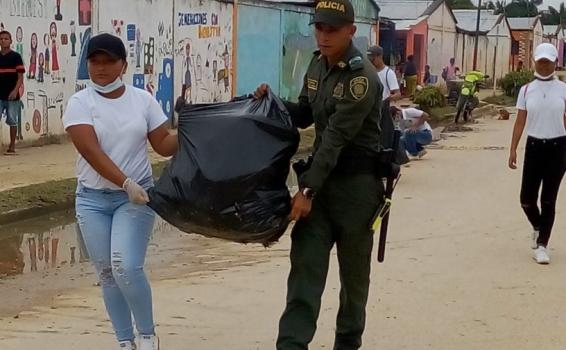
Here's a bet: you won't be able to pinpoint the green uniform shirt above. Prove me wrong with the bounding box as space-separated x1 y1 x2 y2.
287 43 383 192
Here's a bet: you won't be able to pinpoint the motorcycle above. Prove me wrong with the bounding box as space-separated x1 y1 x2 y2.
454 71 487 124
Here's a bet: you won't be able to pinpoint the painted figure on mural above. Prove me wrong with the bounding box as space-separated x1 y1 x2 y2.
44 34 51 75
182 42 193 103
55 0 63 21
195 54 202 82
70 20 77 57
78 0 92 26
37 52 45 83
222 45 229 93
50 22 60 80
15 27 23 57
76 27 92 81
28 33 38 80
135 28 142 68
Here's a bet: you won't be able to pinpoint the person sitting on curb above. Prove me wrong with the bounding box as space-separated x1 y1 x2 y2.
391 106 432 159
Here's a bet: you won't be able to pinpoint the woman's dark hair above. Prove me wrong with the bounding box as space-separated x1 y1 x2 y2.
407 55 414 61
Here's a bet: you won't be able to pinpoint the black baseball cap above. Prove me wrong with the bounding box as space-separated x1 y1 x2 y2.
87 33 127 60
367 45 384 58
311 0 355 27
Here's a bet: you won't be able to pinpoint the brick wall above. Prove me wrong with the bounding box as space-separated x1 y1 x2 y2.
511 30 533 69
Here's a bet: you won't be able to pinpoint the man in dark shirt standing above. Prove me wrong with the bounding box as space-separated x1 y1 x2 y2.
0 30 25 155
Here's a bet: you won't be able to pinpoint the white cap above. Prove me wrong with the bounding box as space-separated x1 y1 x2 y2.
534 43 558 62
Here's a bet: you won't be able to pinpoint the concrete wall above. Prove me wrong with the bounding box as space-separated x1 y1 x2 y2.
0 0 93 146
456 33 489 75
236 4 282 96
456 21 510 82
486 20 511 81
281 9 316 101
236 1 377 101
427 3 457 77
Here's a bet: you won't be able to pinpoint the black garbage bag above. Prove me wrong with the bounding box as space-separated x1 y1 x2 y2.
148 92 300 246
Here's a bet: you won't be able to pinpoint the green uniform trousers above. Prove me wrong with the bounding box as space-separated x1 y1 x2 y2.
277 172 384 350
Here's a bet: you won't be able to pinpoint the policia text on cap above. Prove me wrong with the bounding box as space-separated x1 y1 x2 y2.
254 0 385 349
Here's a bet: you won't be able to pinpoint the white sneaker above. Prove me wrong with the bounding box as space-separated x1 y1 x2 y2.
533 246 550 265
139 335 159 350
531 230 540 249
119 341 137 350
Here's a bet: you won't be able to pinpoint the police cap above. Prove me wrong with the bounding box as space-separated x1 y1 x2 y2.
311 0 355 27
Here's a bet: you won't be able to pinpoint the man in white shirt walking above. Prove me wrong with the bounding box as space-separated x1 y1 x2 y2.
367 46 408 164
367 45 401 103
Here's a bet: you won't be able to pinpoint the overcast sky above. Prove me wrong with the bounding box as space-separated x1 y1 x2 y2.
469 0 562 11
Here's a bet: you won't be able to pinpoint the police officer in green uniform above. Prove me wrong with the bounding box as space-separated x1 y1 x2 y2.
255 1 383 349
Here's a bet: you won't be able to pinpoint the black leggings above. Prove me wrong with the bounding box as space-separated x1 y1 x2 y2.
521 136 566 247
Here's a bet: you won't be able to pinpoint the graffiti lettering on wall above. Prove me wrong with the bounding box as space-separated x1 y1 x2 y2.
179 12 221 39
178 13 208 26
9 0 46 18
175 2 233 104
198 25 220 39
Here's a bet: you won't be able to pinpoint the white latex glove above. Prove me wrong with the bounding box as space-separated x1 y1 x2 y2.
122 178 149 205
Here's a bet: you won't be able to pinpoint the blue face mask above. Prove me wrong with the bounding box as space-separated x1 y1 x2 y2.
89 76 124 94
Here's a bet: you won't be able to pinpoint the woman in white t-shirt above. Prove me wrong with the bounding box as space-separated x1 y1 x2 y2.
391 106 433 159
62 34 177 350
509 43 566 265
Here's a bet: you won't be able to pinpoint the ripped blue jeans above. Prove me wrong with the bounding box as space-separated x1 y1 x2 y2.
75 184 156 342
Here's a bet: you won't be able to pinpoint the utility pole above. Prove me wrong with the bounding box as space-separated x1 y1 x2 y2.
473 0 482 70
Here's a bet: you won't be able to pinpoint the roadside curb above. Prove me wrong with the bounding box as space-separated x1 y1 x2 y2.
0 161 170 227
0 199 75 226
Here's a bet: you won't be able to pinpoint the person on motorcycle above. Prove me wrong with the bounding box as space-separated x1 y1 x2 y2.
454 70 485 124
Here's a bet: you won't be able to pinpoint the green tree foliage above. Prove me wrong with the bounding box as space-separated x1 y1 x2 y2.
447 0 477 9
504 0 539 17
542 3 566 25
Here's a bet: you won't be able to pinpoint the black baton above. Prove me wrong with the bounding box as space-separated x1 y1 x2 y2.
377 130 402 263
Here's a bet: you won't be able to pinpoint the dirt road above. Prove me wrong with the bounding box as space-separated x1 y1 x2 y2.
2 111 566 349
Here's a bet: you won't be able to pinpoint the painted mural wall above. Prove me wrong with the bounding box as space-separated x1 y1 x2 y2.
98 0 175 119
174 0 233 104
0 0 93 145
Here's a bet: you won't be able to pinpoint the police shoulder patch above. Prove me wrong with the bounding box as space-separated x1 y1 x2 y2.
348 56 364 71
349 76 368 100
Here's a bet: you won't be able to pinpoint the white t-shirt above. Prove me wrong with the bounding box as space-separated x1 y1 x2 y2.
377 66 400 101
402 108 432 131
516 79 566 139
62 85 168 190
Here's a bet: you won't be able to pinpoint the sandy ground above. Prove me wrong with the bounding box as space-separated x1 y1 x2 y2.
4 111 566 349
0 142 169 192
